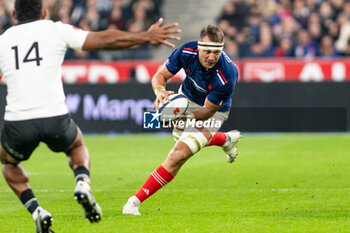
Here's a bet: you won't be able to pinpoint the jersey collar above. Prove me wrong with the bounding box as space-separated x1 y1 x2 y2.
17 19 39 25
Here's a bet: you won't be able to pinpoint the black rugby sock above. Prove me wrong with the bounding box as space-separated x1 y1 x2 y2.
20 189 39 214
74 166 90 183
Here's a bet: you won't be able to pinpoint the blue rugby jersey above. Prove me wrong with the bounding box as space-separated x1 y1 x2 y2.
165 41 238 112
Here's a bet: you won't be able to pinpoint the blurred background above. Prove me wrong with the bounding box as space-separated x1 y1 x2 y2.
0 0 350 133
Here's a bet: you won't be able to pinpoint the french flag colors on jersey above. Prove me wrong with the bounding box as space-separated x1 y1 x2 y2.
165 41 238 112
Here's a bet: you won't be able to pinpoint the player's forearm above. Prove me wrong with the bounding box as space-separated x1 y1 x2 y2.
152 66 174 95
83 30 152 51
190 107 216 121
103 30 152 49
152 75 167 95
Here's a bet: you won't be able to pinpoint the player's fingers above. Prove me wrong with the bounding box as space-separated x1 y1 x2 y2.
165 35 181 41
153 102 159 110
159 96 166 105
161 40 175 48
165 29 182 35
162 22 179 30
154 18 163 27
165 95 171 101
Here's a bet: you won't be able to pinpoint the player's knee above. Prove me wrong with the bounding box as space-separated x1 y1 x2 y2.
167 144 192 167
179 132 208 155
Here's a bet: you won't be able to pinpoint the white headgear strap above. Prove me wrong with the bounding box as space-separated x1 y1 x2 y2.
197 41 224 51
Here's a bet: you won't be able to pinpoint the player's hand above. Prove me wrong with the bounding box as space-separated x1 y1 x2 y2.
147 18 181 48
153 90 175 109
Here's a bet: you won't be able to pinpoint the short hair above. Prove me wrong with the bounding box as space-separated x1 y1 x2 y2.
14 0 42 22
199 25 225 43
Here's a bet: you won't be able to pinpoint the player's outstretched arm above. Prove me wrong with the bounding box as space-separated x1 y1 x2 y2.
82 18 181 51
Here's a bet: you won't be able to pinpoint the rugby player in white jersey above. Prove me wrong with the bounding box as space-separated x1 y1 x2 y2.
0 0 180 232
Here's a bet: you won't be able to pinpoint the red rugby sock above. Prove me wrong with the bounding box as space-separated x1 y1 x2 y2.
135 165 174 203
207 132 227 146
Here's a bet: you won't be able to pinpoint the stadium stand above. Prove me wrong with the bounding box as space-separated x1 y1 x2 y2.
2 0 350 61
217 0 350 59
0 0 163 60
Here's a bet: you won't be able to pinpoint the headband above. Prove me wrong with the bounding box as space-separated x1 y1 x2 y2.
197 41 224 51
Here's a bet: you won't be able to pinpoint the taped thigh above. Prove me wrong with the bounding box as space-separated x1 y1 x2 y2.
179 129 208 154
172 127 184 143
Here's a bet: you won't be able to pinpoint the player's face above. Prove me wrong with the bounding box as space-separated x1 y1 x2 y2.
198 38 222 70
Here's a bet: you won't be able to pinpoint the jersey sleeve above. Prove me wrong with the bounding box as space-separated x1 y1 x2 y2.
207 66 238 107
165 44 184 75
207 81 235 106
54 21 89 50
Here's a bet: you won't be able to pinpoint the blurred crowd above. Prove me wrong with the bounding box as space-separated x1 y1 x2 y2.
0 0 163 60
2 0 349 60
218 0 350 59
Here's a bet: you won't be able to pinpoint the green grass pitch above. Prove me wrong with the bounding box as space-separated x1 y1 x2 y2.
0 133 350 233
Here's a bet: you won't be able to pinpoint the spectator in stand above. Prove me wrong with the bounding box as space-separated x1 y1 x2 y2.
320 35 339 58
294 29 319 58
308 18 322 44
217 0 350 58
330 0 344 17
256 0 277 20
335 13 350 55
2 0 350 60
341 38 350 56
217 1 245 31
0 0 11 33
259 21 275 56
293 0 310 28
319 1 335 29
108 3 126 30
328 20 340 42
343 1 350 18
274 36 294 57
235 31 251 58
224 38 239 60
305 0 319 12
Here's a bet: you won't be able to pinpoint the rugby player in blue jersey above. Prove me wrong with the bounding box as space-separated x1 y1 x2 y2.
123 25 240 215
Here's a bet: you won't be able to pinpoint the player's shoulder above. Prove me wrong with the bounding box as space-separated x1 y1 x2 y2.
214 52 238 85
219 52 238 77
181 41 198 50
35 20 75 32
176 41 198 61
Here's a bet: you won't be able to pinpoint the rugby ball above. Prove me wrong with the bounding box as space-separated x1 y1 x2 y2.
158 93 189 121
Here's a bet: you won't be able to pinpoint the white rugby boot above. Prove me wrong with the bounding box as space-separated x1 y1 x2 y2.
74 181 102 223
222 130 241 163
122 196 141 216
32 207 54 233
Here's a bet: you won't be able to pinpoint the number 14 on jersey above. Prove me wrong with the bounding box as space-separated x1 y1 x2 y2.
11 42 43 70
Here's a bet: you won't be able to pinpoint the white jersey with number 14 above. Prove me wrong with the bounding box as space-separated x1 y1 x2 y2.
0 20 88 121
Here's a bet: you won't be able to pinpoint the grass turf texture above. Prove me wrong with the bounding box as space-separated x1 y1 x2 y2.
0 133 350 233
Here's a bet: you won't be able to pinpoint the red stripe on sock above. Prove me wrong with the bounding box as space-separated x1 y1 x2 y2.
207 132 227 146
135 165 174 202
